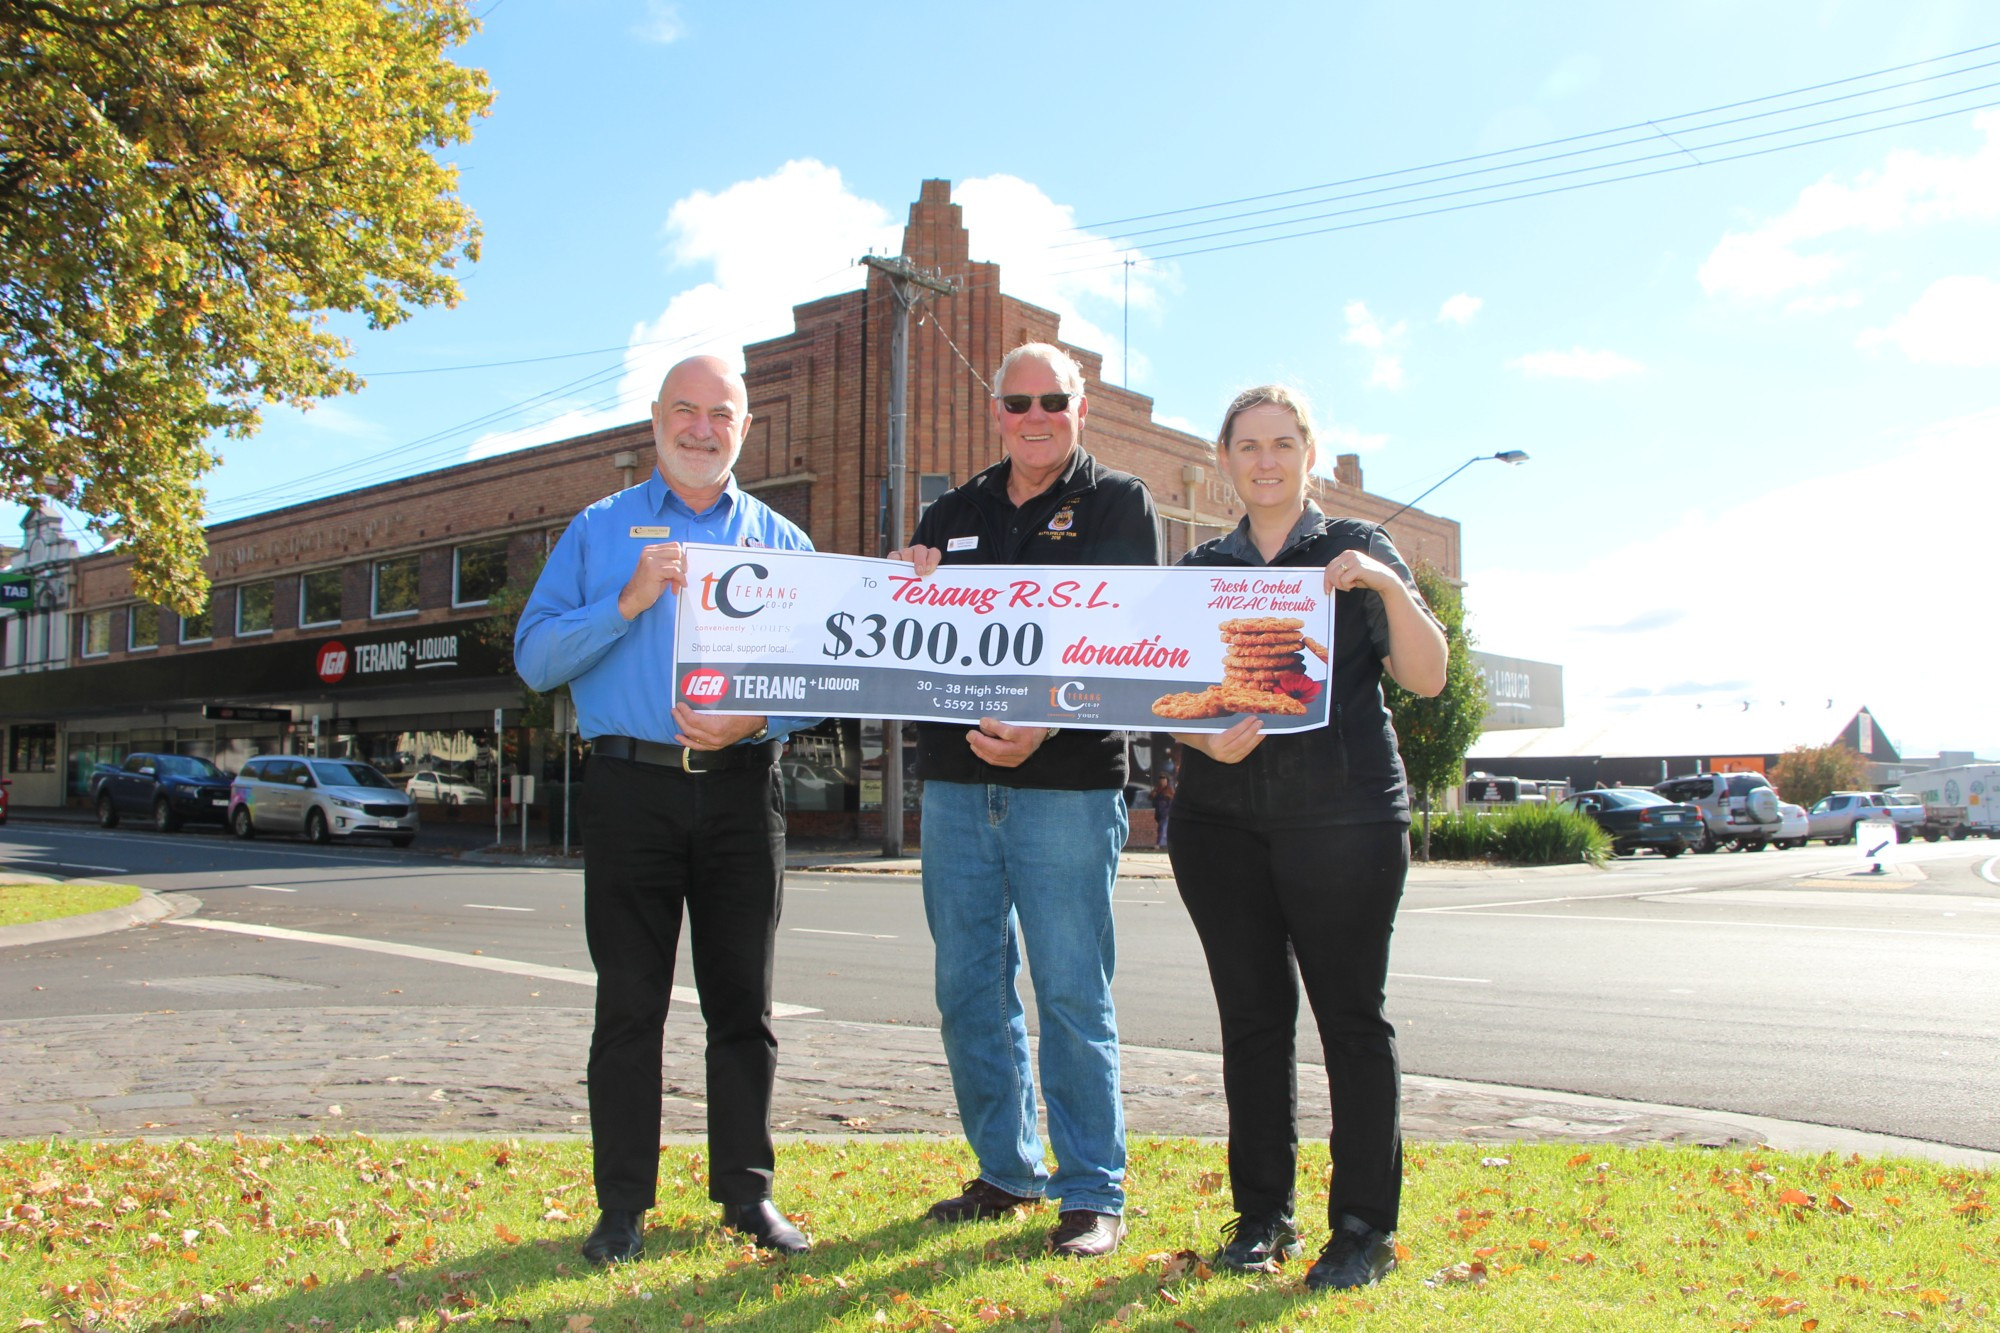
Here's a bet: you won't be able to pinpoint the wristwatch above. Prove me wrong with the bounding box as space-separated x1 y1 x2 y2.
748 723 770 743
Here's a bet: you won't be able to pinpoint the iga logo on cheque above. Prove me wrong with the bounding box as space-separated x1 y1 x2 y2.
681 668 729 702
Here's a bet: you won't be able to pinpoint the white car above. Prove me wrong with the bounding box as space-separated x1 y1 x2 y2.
1770 802 1810 850
405 770 490 805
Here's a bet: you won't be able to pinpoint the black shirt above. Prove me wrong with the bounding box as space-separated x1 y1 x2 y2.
910 447 1162 790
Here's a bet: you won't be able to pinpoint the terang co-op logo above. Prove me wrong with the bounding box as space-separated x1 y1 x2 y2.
1050 680 1101 712
698 562 798 619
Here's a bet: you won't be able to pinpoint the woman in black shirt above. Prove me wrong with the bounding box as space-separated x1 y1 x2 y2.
1168 384 1445 1291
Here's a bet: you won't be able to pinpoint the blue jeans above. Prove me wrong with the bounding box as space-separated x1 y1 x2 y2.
920 781 1128 1215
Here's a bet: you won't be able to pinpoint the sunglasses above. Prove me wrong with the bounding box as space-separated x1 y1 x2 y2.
998 392 1075 415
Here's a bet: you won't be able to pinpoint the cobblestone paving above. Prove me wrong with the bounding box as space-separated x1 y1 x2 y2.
0 1005 1761 1148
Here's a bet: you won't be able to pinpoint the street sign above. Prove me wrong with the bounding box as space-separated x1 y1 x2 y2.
203 705 293 723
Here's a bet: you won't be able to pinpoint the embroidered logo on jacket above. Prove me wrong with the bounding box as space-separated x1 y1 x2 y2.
1043 506 1078 539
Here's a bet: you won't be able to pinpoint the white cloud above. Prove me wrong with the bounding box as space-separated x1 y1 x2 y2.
1856 274 2000 365
467 160 899 459
464 164 1180 460
957 173 1175 387
1342 300 1409 390
1506 347 1643 380
1471 407 2000 757
1438 293 1483 326
634 1 682 43
1784 291 1861 316
1699 108 2000 301
1320 422 1390 454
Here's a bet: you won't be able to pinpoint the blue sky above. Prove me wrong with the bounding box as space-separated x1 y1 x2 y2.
21 1 2000 757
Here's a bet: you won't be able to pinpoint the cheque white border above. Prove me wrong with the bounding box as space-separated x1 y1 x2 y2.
670 544 1332 733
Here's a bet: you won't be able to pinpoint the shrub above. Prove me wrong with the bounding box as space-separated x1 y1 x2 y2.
1490 803 1612 867
1416 810 1496 860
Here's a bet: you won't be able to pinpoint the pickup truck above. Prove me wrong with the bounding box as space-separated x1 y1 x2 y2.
1805 790 1924 845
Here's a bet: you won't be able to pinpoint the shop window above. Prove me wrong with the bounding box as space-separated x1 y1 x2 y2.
9 723 56 773
180 594 213 643
81 610 112 657
128 604 160 651
237 580 274 636
453 538 509 608
373 554 420 618
300 568 342 627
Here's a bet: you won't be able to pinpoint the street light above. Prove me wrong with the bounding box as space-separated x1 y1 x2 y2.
1376 450 1529 527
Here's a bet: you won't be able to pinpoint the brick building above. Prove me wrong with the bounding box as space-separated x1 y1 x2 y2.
0 180 1461 835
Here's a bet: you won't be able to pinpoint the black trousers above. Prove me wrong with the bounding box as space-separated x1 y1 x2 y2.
1168 817 1407 1233
582 754 785 1209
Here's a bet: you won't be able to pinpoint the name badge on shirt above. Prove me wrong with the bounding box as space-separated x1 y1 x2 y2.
629 525 673 539
947 536 979 552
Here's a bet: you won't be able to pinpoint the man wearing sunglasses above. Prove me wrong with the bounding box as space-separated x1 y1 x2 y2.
889 342 1162 1257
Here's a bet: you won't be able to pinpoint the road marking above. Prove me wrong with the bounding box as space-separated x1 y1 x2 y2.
1415 886 1708 914
1982 855 2000 886
1389 972 1491 984
1428 909 1986 942
1 858 131 873
162 918 821 1015
466 903 535 912
791 927 897 939
246 885 296 893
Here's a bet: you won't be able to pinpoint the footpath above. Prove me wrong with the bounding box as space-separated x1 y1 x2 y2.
2 811 1994 1167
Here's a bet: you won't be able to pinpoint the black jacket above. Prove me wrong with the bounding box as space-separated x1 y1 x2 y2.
911 448 1162 790
1173 511 1420 828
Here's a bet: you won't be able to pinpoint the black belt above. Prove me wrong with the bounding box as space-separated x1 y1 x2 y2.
591 734 780 775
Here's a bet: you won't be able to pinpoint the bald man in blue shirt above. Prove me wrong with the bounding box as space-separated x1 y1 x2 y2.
517 355 817 1264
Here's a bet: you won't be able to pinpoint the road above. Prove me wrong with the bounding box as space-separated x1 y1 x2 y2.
5 823 1998 1150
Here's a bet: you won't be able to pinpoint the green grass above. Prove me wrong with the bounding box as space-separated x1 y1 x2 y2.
3 1137 1992 1330
0 881 140 928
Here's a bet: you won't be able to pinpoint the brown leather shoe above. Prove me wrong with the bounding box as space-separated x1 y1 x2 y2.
925 1178 1038 1223
1048 1209 1125 1257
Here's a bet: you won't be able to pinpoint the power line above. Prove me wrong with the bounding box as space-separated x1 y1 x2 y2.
1064 37 2000 234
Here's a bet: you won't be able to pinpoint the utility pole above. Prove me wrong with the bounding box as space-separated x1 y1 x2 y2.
860 255 956 857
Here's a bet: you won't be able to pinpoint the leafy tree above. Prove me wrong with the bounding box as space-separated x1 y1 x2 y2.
1769 743 1867 811
1 0 491 611
1385 563 1487 861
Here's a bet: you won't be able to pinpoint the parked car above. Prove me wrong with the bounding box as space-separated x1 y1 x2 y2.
1806 791 1922 845
1652 770 1783 852
231 756 418 846
1561 788 1702 857
1770 802 1810 850
96 752 234 832
405 769 489 806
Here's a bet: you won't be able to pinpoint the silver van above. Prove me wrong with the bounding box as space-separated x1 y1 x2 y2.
230 756 419 847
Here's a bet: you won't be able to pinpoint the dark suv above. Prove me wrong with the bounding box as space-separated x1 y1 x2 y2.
96 753 234 832
1652 770 1783 852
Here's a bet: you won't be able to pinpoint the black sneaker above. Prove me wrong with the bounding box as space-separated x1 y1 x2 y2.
1214 1211 1302 1271
924 1178 1039 1223
1303 1213 1397 1291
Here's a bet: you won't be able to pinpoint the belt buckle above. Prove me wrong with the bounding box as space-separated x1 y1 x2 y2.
680 746 699 774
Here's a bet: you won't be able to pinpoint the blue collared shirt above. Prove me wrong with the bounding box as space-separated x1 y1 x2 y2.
515 471 819 744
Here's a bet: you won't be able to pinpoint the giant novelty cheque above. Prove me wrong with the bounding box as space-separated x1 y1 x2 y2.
672 545 1333 733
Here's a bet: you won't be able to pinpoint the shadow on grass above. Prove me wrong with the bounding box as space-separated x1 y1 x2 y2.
191 1203 1238 1331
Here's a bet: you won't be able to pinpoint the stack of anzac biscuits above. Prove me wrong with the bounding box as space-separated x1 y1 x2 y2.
1151 616 1328 720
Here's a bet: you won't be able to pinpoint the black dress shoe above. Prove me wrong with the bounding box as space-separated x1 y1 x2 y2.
1304 1213 1397 1290
1214 1210 1302 1271
581 1209 644 1265
722 1199 811 1254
